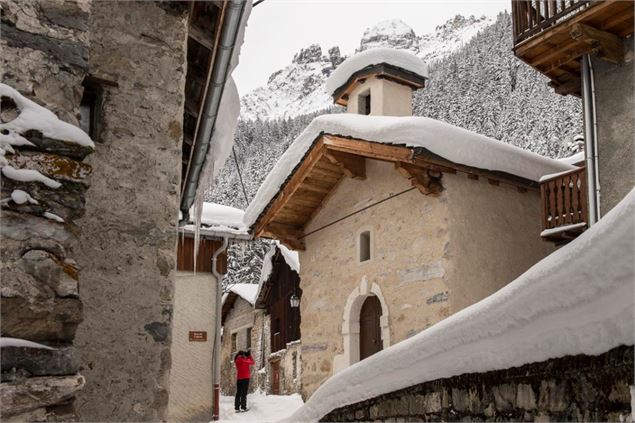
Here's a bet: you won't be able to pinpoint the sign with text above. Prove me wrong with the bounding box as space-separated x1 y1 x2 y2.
189 331 207 342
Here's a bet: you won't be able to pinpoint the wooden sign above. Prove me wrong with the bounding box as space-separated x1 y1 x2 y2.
189 331 207 342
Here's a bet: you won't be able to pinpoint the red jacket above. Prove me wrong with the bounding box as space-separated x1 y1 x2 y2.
235 355 255 380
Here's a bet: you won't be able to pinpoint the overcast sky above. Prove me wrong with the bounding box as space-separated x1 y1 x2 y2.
233 0 509 95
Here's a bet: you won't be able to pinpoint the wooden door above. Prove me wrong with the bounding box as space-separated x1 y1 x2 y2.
359 295 382 360
271 360 280 395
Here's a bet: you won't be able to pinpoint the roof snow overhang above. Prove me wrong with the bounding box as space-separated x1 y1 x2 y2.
252 134 539 251
332 63 427 107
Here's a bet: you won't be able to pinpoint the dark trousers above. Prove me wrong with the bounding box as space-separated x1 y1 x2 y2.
234 378 249 410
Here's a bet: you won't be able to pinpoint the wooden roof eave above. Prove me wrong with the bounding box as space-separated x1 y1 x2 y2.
253 134 540 250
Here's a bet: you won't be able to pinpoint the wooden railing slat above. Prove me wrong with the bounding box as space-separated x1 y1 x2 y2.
564 174 572 224
512 0 592 44
540 166 587 234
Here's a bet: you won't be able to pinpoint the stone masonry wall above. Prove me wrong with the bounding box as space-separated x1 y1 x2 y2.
323 346 634 422
221 297 259 395
299 159 552 399
72 2 188 421
1 1 93 421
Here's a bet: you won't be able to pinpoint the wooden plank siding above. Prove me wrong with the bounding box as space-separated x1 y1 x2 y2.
177 236 227 273
256 249 301 353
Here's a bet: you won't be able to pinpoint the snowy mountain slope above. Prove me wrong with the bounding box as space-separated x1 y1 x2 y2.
240 15 494 121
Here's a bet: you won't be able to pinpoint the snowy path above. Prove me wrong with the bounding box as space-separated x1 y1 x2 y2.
219 392 304 422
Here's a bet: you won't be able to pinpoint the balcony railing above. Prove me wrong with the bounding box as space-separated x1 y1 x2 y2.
512 0 593 44
540 166 588 241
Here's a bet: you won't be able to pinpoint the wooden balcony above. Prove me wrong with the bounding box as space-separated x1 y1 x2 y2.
512 1 634 96
540 166 588 243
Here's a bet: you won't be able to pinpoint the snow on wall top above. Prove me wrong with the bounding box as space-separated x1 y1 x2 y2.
244 114 574 227
278 243 300 273
283 188 635 423
224 283 259 306
0 83 94 148
558 151 585 166
325 48 428 96
181 202 248 236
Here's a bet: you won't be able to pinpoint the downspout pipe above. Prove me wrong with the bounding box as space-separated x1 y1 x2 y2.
180 0 247 223
581 54 601 226
211 236 229 421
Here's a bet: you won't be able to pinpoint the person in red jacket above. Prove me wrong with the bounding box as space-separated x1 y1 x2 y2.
234 350 255 412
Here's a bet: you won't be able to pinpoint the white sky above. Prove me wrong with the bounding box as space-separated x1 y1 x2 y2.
234 0 509 95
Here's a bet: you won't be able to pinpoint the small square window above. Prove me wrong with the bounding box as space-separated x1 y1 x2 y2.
359 230 371 262
359 90 371 115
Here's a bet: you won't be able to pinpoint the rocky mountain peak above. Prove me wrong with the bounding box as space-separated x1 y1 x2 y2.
358 19 419 53
292 44 324 64
328 46 344 68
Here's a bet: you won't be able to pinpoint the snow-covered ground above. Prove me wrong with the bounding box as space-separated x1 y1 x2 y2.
218 392 303 422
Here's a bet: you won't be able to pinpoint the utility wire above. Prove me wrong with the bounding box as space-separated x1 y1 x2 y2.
253 0 266 6
232 146 250 208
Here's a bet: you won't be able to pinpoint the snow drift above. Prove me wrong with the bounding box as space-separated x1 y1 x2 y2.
282 188 635 422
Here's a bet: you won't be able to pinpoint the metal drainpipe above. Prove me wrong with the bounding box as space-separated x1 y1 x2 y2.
211 236 229 421
180 0 246 223
581 54 601 226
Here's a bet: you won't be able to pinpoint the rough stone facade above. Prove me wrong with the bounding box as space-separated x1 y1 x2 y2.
299 159 554 398
220 305 303 397
167 272 218 422
221 297 262 395
1 1 93 420
322 345 634 422
592 36 635 215
72 2 188 421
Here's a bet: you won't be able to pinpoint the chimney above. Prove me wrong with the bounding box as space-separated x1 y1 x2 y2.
326 49 427 117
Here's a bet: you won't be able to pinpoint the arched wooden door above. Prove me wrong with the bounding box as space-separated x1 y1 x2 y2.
359 295 382 360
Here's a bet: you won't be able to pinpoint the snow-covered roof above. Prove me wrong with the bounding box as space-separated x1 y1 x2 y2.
244 114 574 227
181 202 249 237
224 283 259 306
325 48 428 96
283 187 635 423
558 151 585 166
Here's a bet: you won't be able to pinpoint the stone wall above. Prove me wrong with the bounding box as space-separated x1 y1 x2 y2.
220 297 259 395
593 36 635 215
299 159 552 398
167 271 218 422
322 345 634 422
1 0 92 420
269 340 302 395
72 2 188 421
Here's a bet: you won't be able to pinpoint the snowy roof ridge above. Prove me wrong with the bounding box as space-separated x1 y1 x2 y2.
180 202 249 237
325 48 428 96
283 188 635 423
244 114 573 228
225 283 259 306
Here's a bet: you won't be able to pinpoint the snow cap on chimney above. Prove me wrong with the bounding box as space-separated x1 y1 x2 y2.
325 48 427 117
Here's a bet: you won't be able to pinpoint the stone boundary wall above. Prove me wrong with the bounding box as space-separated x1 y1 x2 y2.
322 346 634 422
1 1 92 421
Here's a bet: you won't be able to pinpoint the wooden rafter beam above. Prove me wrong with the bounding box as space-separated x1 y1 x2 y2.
322 135 414 163
395 162 443 196
261 223 305 251
188 24 215 50
255 140 327 236
570 22 625 64
324 149 366 180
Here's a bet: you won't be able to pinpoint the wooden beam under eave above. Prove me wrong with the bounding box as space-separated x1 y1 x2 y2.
261 223 306 251
395 162 443 196
570 22 625 64
322 135 414 163
324 149 366 180
188 23 215 51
